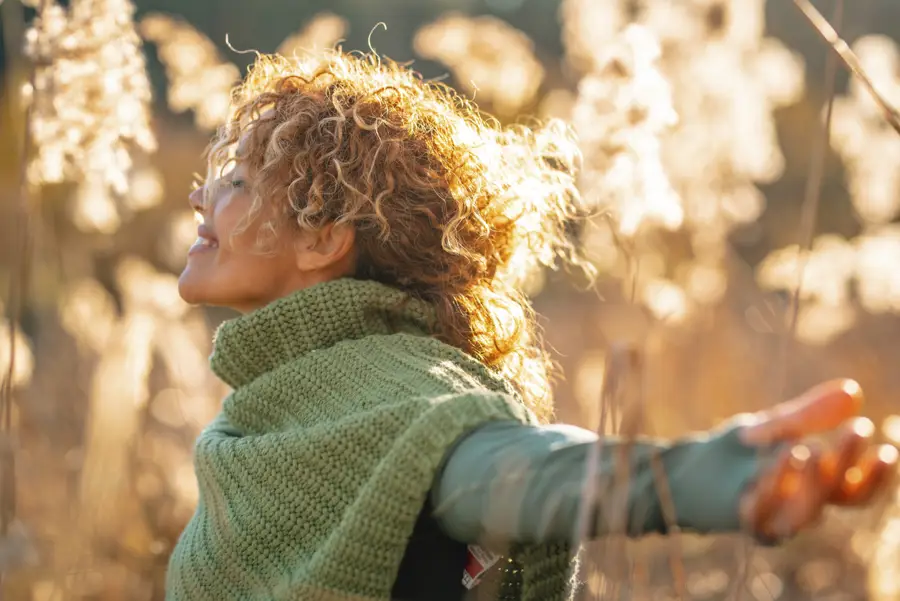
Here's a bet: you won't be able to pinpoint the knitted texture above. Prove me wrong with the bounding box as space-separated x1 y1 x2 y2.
165 278 575 601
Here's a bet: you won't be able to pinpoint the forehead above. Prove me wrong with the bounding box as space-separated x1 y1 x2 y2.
234 107 278 162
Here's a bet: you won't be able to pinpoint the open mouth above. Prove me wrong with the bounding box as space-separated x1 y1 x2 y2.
189 225 219 255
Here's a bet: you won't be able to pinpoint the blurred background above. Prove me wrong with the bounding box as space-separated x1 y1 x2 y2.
2 0 900 599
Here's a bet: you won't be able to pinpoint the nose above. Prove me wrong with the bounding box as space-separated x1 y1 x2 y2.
189 185 205 212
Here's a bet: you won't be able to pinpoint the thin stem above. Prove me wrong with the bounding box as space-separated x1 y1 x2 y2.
776 0 844 399
793 0 900 136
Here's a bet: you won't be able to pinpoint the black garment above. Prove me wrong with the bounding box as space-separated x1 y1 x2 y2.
392 501 469 601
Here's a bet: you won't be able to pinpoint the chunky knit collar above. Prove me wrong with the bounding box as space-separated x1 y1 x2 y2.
210 278 438 389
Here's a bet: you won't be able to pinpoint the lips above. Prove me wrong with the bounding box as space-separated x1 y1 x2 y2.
188 224 219 256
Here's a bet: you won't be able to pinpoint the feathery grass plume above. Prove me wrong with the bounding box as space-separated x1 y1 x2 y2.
559 0 623 73
568 23 689 324
757 235 857 344
277 12 348 58
413 13 545 116
139 13 241 130
758 226 900 345
647 0 804 234
832 35 900 225
853 226 900 315
58 279 119 354
759 31 900 345
71 179 121 233
560 3 807 596
793 0 900 136
57 270 222 532
562 0 804 324
571 25 680 238
23 0 156 200
123 166 166 211
0 313 33 391
60 259 223 592
77 273 157 543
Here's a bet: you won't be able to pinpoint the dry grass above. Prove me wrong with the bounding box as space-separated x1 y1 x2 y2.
1 0 900 599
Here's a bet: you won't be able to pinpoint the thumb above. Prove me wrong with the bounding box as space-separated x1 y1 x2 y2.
739 379 864 446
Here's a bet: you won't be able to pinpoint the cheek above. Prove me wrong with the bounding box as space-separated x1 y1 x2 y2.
216 196 256 252
216 222 280 280
217 194 293 258
215 206 298 282
179 196 293 306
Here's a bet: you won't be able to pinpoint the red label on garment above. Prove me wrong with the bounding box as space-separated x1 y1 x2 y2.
462 544 500 589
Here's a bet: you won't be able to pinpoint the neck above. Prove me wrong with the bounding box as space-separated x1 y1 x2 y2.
209 278 437 388
230 272 343 315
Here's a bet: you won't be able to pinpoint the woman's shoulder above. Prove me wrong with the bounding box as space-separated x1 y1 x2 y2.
223 331 534 434
246 330 520 409
331 331 517 396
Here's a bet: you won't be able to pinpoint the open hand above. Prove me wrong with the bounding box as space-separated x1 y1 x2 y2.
737 379 898 541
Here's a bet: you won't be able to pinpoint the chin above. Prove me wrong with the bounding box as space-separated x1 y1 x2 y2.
178 263 228 307
178 266 264 313
178 269 210 306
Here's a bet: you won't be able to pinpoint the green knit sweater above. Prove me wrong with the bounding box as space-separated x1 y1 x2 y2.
165 278 574 601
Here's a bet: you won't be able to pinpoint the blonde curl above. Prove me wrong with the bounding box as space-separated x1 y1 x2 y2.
206 50 592 422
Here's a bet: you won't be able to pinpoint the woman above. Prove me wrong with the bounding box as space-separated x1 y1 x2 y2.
166 50 896 601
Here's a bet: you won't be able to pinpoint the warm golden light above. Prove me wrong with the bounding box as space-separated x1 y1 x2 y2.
10 1 900 599
414 13 545 115
879 445 900 465
884 415 900 445
139 13 241 130
24 0 156 225
277 13 348 58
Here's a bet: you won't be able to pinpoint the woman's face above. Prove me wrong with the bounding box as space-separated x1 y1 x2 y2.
177 157 308 313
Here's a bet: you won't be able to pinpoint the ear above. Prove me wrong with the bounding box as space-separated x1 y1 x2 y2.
294 221 357 273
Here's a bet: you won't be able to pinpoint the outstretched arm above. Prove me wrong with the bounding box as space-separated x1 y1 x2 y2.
430 420 760 545
430 380 896 547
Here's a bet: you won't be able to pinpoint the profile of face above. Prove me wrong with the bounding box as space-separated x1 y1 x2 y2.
177 140 357 313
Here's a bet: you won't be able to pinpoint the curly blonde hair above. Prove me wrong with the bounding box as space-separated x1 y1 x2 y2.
206 50 590 422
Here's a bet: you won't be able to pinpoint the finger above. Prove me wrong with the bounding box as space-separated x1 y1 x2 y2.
741 379 863 446
819 418 873 495
830 444 899 506
740 446 795 536
763 445 824 539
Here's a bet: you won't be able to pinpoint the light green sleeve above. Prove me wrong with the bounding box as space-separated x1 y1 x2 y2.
429 420 769 546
